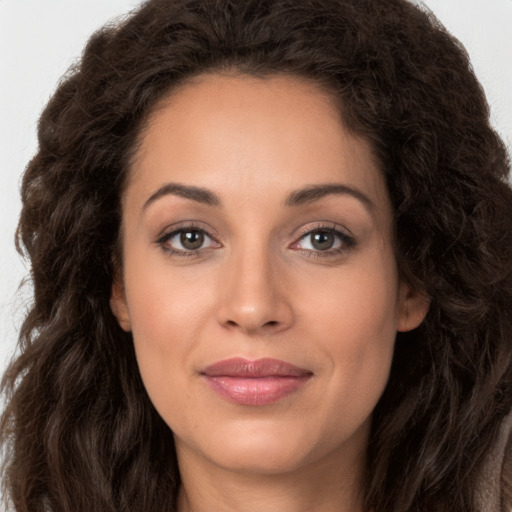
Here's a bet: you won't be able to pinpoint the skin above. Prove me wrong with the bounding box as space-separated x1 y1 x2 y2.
111 73 429 512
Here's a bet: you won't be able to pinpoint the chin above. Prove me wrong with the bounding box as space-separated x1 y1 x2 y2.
174 414 368 477
206 436 313 475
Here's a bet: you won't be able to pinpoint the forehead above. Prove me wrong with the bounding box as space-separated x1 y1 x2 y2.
127 73 388 212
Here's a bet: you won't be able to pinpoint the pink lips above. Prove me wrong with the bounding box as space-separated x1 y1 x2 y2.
201 357 313 405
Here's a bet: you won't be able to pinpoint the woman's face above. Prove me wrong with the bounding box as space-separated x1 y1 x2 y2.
111 74 427 476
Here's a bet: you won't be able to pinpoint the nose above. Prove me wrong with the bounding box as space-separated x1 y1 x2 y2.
216 246 294 336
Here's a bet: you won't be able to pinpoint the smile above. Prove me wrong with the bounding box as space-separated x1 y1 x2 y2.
201 357 313 406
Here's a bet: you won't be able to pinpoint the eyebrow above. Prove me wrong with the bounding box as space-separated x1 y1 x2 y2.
143 182 221 210
285 183 375 212
142 181 374 213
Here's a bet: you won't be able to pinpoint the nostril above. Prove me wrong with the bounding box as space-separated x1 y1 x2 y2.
218 300 294 334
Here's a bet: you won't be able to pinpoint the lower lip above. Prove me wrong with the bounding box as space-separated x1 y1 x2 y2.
203 375 311 405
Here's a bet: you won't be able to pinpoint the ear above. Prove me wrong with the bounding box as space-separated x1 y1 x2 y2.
396 281 430 332
110 273 132 332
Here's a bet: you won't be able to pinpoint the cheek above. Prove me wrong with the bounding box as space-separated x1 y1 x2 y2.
298 251 399 409
126 246 217 335
300 253 399 347
123 256 218 401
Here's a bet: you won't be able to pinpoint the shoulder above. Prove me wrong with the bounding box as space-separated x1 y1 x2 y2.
474 411 512 512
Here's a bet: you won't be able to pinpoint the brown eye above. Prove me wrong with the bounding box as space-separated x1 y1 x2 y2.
157 227 220 255
180 230 205 250
291 226 356 256
310 231 335 251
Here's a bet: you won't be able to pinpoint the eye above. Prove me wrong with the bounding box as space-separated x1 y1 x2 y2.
156 227 220 255
301 230 340 251
291 226 356 255
177 230 207 250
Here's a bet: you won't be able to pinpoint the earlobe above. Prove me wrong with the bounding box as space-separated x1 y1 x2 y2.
110 276 132 332
397 282 430 332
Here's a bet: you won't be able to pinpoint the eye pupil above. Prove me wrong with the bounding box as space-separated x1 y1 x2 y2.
311 231 334 250
180 230 204 250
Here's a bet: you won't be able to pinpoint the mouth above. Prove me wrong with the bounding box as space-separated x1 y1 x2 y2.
201 357 313 406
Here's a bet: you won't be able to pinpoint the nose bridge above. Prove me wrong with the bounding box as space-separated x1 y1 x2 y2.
217 236 292 334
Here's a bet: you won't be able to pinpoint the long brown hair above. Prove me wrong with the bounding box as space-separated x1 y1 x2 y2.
2 0 512 511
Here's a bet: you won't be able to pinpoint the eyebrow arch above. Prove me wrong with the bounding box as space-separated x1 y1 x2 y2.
142 182 222 210
142 181 374 213
285 183 375 212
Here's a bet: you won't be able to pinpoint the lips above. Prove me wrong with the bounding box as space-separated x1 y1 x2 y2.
201 357 313 405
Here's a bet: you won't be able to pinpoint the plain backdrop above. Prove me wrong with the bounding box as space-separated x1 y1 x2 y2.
1 0 511 380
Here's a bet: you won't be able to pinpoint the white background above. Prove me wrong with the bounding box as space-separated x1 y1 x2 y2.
1 0 511 379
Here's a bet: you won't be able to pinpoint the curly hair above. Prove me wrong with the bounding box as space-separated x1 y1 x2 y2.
2 0 511 511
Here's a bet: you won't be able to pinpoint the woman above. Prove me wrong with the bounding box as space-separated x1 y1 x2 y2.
1 0 511 511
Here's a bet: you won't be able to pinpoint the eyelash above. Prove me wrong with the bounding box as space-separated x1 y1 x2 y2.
155 223 356 259
155 223 221 258
291 223 357 258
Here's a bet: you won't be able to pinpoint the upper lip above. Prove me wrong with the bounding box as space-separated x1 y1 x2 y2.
201 357 312 378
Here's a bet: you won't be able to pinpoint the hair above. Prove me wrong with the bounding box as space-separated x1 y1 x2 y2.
1 0 511 511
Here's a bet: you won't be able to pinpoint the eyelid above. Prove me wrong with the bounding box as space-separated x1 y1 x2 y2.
155 220 221 240
294 222 354 240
